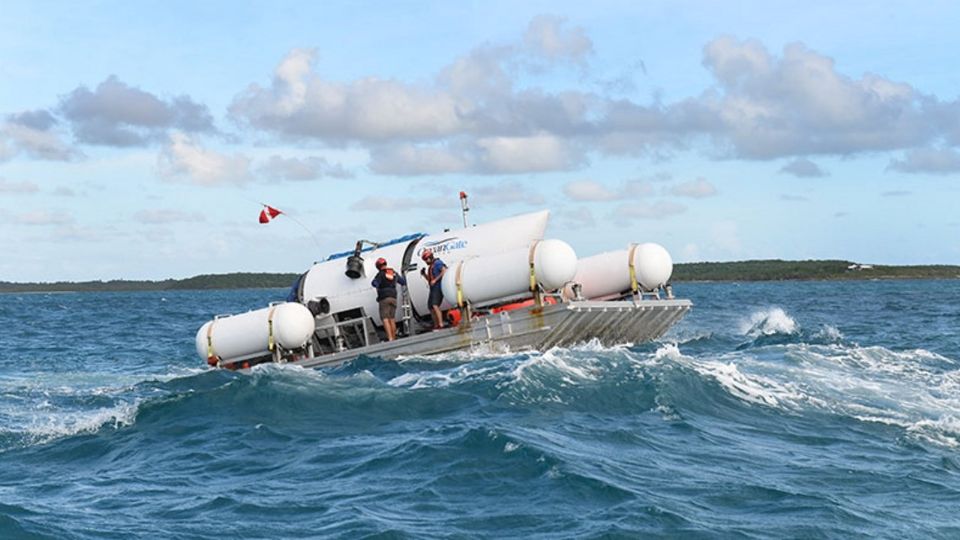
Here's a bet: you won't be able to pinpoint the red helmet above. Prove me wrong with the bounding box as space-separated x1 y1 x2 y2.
375 257 387 268
421 249 433 261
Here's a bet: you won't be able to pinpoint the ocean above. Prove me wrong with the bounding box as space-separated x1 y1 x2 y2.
1 280 958 538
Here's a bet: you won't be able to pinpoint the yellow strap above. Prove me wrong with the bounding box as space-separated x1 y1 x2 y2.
206 320 217 359
455 261 465 307
267 306 277 351
528 240 541 291
627 243 639 293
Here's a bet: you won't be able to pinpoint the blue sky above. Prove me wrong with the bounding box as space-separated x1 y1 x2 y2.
2 1 959 281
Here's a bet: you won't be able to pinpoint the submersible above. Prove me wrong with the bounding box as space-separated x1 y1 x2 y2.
196 209 692 370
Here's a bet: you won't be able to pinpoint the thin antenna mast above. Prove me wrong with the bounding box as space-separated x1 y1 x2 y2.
459 191 469 228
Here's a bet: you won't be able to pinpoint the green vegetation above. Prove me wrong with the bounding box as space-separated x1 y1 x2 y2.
0 273 299 293
672 260 960 282
2 260 959 293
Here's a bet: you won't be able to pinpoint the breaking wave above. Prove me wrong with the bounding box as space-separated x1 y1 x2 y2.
740 306 799 336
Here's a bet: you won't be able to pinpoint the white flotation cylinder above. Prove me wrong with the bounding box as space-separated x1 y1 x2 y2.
300 210 550 322
195 302 315 364
441 239 577 308
564 242 673 300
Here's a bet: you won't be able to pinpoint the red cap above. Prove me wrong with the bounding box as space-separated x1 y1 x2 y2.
421 249 433 261
375 257 387 267
459 191 467 199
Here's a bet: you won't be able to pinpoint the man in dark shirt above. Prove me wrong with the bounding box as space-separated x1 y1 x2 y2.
371 257 406 341
420 249 447 330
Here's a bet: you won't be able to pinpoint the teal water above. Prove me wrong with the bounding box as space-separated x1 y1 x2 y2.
1 281 959 538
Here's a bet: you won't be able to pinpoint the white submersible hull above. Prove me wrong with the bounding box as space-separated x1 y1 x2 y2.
196 210 692 370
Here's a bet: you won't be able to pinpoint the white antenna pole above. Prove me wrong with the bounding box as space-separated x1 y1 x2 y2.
459 191 469 228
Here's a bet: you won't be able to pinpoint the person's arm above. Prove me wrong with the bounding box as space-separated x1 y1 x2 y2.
434 264 447 285
371 272 381 288
397 274 407 286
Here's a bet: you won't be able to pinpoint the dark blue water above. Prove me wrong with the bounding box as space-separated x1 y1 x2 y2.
2 281 959 538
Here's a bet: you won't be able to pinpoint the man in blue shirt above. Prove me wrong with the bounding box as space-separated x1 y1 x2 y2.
420 249 447 330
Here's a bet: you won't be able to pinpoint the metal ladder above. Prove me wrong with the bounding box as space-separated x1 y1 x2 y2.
399 286 414 337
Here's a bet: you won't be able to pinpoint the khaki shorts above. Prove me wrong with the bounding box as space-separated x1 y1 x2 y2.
379 297 398 320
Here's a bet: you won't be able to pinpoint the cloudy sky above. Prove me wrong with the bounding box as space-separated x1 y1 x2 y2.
2 1 959 282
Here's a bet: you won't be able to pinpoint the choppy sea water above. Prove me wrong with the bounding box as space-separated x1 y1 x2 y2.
1 280 959 539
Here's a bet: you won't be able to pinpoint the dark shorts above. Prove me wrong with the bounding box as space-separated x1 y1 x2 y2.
379 297 397 320
428 286 443 308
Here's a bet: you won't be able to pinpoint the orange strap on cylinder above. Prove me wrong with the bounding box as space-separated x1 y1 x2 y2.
206 321 216 358
267 306 277 351
627 243 639 294
455 261 465 307
528 240 541 291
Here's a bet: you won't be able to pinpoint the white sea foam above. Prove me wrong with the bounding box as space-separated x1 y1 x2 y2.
2 400 141 450
653 343 682 361
0 366 212 452
387 361 504 389
722 340 960 448
396 343 518 364
740 307 799 336
688 359 802 408
813 324 844 342
510 348 602 384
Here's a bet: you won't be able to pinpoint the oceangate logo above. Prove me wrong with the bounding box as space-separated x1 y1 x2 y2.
417 237 468 258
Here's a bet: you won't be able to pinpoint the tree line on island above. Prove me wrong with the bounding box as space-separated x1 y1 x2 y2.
2 261 959 293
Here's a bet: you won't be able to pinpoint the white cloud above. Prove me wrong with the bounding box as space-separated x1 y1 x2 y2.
230 48 462 143
369 144 472 175
469 180 546 206
15 209 74 226
611 200 686 222
158 132 252 186
227 20 960 178
523 15 593 63
887 148 960 174
477 133 583 173
60 76 214 147
780 158 827 177
0 116 78 161
697 37 936 158
134 209 206 224
0 178 40 193
564 180 618 201
370 134 584 176
669 177 717 198
554 207 596 229
563 179 653 201
258 155 353 181
350 195 451 212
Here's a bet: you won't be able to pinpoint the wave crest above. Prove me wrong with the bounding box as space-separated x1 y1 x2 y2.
740 307 799 337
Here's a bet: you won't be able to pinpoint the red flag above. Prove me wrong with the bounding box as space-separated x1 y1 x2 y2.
258 205 283 224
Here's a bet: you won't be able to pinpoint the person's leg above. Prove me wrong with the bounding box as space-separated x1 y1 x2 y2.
385 318 396 340
428 287 444 329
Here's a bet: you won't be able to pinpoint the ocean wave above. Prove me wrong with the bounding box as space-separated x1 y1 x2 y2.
740 307 799 337
715 341 960 447
1 400 140 451
4 337 958 454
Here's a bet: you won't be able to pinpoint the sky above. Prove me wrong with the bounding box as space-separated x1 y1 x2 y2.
2 0 959 282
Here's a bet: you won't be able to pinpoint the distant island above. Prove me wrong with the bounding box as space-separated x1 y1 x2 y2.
2 261 959 293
